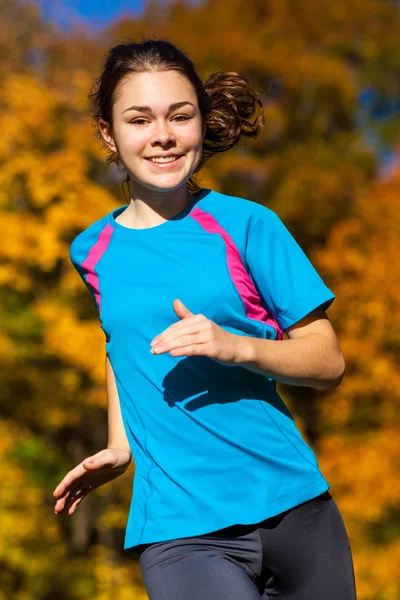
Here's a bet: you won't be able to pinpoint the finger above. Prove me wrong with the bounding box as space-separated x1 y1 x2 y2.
155 335 197 354
67 496 84 515
168 342 208 357
55 494 71 513
151 317 198 346
85 447 129 469
53 471 85 497
67 488 90 515
173 298 194 319
161 331 211 354
53 453 101 496
54 477 83 503
164 325 211 348
82 456 105 468
151 315 205 347
152 325 202 351
55 484 84 513
62 487 87 516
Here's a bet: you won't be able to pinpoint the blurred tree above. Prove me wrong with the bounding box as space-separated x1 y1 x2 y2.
0 0 49 76
313 167 400 599
0 36 144 600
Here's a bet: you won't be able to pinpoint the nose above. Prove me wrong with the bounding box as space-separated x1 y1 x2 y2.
150 119 176 147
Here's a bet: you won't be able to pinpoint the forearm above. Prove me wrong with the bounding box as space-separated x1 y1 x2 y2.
233 332 345 388
106 355 132 455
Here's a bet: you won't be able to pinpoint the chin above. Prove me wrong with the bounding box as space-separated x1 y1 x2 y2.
142 177 191 193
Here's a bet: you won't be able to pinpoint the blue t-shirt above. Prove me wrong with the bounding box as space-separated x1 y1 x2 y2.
70 188 335 550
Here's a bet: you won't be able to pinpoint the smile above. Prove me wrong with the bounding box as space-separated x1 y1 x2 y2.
149 155 182 163
145 155 184 167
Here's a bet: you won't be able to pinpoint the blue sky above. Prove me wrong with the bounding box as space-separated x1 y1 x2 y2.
29 0 201 33
28 0 146 32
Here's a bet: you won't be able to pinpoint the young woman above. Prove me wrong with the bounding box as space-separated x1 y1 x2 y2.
53 39 357 599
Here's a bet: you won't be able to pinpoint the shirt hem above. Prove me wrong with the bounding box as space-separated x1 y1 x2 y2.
124 476 330 551
278 287 335 331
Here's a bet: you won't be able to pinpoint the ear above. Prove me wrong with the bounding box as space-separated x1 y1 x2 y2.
99 119 118 153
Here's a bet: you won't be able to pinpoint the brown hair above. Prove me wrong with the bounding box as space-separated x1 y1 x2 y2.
88 38 264 195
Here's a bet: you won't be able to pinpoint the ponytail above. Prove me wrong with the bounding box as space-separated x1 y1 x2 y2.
188 71 264 193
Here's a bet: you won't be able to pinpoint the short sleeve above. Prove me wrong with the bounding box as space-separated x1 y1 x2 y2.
69 237 98 311
245 210 335 331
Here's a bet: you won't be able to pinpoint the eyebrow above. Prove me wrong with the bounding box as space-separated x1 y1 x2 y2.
122 101 196 115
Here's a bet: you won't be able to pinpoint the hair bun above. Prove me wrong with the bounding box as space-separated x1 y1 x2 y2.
201 71 264 159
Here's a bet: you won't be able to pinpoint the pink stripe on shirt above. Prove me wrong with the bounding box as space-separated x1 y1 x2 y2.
81 223 114 312
191 208 283 339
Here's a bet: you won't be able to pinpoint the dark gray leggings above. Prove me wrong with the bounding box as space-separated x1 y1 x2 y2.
136 492 357 599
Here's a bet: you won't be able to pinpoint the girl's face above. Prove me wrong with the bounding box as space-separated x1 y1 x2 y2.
100 70 205 195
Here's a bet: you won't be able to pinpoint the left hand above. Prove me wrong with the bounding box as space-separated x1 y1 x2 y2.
150 299 240 365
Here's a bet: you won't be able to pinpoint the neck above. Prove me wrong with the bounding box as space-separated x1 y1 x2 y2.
121 185 196 229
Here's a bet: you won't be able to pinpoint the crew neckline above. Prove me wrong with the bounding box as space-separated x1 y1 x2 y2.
108 188 211 237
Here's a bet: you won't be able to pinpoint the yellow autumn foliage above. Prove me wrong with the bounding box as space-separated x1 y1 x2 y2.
314 171 400 598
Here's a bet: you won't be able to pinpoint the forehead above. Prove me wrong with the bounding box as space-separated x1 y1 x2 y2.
114 70 198 110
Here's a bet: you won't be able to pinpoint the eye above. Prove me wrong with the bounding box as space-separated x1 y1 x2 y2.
130 118 148 125
173 115 190 121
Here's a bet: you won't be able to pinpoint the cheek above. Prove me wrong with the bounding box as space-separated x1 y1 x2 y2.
116 126 146 154
184 125 204 153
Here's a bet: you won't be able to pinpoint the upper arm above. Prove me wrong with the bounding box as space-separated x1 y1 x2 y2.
284 307 346 386
285 306 338 342
285 307 345 375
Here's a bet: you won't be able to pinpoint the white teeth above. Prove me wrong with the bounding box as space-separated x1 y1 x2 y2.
149 156 180 163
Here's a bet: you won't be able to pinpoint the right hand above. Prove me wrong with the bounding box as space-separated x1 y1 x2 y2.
53 447 132 516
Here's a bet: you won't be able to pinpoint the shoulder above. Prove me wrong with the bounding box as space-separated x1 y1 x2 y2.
197 188 279 232
69 213 112 266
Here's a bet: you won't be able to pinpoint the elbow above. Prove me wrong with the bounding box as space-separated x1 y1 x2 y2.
328 354 346 388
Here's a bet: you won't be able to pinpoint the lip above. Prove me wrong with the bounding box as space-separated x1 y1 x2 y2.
144 155 184 168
